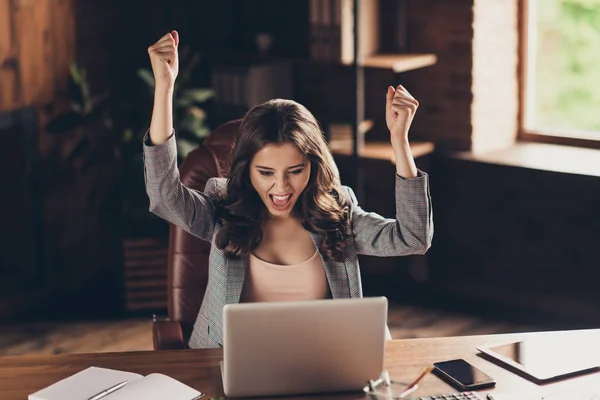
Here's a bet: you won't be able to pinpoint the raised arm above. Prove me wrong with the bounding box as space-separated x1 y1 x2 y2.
346 175 432 256
143 31 217 242
148 31 179 145
386 85 419 179
348 85 433 255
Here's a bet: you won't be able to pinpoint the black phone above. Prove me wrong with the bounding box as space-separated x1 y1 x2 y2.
433 359 496 391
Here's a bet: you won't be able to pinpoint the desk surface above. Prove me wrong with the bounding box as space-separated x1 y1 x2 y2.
1 329 599 399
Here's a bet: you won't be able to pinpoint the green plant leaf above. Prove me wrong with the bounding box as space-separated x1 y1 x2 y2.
70 62 83 86
81 81 91 107
175 98 194 107
181 88 215 103
46 112 84 134
193 126 210 139
80 67 88 87
179 114 201 134
122 128 134 142
137 69 156 89
176 138 198 158
70 101 84 114
68 75 85 110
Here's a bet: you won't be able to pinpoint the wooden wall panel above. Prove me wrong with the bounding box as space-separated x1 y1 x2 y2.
0 0 75 111
13 0 53 106
49 0 76 97
0 0 18 109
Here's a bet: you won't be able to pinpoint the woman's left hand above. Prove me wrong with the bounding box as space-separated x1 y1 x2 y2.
385 85 419 144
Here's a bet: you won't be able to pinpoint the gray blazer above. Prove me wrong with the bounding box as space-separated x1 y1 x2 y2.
143 133 433 349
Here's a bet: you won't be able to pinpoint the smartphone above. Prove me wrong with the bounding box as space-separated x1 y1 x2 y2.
433 359 496 391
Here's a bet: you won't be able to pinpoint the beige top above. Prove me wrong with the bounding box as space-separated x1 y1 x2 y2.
240 250 329 303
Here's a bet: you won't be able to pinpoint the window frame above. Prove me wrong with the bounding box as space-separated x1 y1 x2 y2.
518 0 600 150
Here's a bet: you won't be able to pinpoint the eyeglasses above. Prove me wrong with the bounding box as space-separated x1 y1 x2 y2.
363 366 434 399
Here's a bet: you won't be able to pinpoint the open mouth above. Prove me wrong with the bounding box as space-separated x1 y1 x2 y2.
269 194 293 211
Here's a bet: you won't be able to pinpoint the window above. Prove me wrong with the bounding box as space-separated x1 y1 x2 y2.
522 0 600 143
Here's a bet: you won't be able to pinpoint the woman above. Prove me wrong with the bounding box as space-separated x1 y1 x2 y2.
144 31 433 349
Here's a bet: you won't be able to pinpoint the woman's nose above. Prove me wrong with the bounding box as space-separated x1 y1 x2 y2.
274 176 290 192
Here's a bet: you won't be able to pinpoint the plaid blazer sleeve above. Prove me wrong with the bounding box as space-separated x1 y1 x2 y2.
346 170 433 256
143 130 219 242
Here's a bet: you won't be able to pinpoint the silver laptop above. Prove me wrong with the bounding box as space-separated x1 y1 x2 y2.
220 297 388 397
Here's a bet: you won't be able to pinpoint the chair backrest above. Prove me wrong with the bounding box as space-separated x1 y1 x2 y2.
167 119 241 343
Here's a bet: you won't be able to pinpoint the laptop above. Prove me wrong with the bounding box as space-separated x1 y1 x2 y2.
220 297 388 397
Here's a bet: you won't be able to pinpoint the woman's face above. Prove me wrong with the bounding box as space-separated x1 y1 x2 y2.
249 142 311 218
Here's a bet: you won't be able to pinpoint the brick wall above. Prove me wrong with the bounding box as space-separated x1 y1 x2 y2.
405 0 519 153
471 0 519 153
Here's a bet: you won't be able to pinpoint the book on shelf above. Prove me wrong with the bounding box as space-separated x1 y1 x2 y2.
327 120 374 153
309 0 380 64
211 60 293 109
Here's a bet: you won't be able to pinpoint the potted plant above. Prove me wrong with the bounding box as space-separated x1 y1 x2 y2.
137 48 215 161
43 54 214 313
41 62 128 307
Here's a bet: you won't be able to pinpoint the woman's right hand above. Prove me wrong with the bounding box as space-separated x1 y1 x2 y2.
147 30 179 90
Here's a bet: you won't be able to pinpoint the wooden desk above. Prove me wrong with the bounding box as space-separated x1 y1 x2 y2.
2 330 599 399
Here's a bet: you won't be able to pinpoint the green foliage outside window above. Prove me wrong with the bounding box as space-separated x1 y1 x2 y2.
532 0 600 134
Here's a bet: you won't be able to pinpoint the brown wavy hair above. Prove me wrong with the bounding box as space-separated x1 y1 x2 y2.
215 99 351 261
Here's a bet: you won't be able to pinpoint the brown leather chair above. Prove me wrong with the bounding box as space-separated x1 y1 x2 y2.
152 119 241 350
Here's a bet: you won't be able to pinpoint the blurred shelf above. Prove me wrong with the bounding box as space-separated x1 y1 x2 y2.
331 141 435 162
359 53 437 73
452 142 600 177
300 53 438 73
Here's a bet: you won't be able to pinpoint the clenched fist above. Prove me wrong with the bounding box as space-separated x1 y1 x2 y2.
148 30 180 90
385 85 419 143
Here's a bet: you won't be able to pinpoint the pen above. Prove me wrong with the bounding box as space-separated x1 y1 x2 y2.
87 380 129 400
405 366 434 391
398 365 434 397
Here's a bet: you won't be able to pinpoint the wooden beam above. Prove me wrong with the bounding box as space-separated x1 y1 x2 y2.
0 0 19 110
3 0 75 109
49 0 76 98
13 0 53 105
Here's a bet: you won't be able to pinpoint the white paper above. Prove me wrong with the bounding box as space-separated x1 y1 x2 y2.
29 366 143 400
105 373 202 400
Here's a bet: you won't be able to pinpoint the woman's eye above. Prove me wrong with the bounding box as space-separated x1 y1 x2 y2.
259 170 273 176
289 169 303 175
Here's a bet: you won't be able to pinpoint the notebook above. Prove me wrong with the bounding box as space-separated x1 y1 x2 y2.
29 366 204 400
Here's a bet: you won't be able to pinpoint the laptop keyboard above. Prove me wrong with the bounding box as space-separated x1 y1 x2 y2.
416 391 484 399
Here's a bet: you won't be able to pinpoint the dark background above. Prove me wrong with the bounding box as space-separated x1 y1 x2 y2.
1 0 599 332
